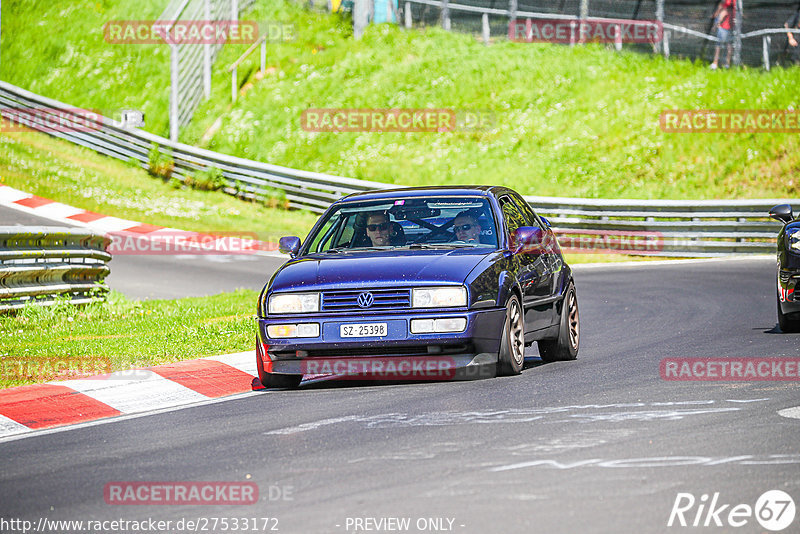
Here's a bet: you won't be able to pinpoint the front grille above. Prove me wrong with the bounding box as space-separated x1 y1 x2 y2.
322 288 411 312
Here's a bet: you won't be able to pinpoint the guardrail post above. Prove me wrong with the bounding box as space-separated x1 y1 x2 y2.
405 1 412 28
442 0 450 30
482 13 490 45
762 35 770 71
169 44 179 142
231 67 238 102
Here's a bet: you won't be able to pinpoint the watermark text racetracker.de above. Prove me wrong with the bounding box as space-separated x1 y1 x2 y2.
660 109 800 133
103 20 296 45
508 17 662 44
106 231 269 255
300 109 496 133
660 358 800 381
0 516 280 533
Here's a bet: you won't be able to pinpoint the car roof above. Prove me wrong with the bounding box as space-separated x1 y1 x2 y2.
340 186 509 203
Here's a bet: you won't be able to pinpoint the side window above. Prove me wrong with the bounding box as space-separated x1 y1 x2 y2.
499 196 527 236
510 193 543 229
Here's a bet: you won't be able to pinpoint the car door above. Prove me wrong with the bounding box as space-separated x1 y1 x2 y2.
512 192 562 299
499 194 552 332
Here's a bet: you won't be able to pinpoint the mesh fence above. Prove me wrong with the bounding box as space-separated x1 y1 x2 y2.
403 0 800 67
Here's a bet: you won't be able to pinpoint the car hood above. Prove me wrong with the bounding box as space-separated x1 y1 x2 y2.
269 249 490 292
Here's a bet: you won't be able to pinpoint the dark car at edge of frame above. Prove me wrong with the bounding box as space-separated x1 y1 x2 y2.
256 186 580 388
770 203 800 332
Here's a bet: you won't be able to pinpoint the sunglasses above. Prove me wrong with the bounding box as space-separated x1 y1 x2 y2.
366 222 390 232
454 224 476 232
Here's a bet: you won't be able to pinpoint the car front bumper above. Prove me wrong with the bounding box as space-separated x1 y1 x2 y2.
256 307 506 381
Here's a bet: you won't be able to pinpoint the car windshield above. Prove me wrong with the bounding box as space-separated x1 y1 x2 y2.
303 196 498 254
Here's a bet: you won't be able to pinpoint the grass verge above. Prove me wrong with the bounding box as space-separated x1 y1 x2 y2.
0 290 256 389
0 128 319 239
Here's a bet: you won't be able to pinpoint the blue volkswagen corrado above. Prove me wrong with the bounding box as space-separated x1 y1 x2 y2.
256 186 580 388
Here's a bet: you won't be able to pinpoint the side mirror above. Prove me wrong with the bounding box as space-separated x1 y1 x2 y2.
512 226 545 254
770 204 794 224
278 236 301 257
540 217 552 228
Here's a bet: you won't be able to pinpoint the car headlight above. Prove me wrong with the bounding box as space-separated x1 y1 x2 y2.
412 287 467 308
788 228 800 252
268 292 320 314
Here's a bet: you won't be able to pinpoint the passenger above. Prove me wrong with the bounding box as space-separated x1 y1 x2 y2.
452 210 483 244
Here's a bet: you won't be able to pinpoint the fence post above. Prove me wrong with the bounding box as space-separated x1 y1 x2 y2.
442 0 450 30
578 0 588 44
405 1 412 28
260 38 266 73
614 24 622 51
482 13 490 45
231 0 238 19
169 44 179 142
509 0 517 30
762 35 770 71
663 30 670 59
353 0 368 38
203 0 211 99
733 0 743 66
655 0 664 54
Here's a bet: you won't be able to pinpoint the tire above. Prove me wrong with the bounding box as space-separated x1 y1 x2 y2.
777 292 800 333
538 281 579 362
497 294 525 376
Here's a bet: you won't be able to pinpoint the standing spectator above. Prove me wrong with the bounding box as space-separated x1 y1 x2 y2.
710 0 736 69
785 9 800 64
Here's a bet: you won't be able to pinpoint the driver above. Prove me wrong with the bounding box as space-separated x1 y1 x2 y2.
365 211 392 246
452 210 483 243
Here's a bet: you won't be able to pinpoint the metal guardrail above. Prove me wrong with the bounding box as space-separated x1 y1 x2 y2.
0 228 111 311
0 80 795 257
526 195 785 257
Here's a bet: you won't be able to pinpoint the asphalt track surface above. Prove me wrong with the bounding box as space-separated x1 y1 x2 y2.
2 255 799 534
0 205 285 299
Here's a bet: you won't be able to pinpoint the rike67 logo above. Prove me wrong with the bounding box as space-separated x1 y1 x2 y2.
668 490 796 531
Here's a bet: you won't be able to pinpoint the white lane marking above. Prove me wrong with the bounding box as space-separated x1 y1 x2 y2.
0 186 31 203
727 398 770 403
0 390 264 444
203 351 259 377
49 370 208 414
29 202 84 219
82 216 140 232
263 403 745 435
490 454 800 472
0 414 30 437
778 406 800 419
572 255 772 270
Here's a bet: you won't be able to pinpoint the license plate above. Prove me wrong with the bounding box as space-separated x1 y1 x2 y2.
340 323 388 338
